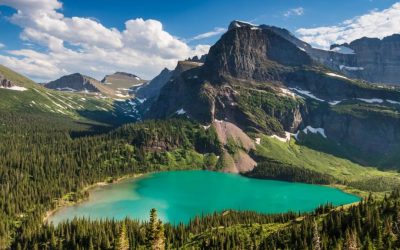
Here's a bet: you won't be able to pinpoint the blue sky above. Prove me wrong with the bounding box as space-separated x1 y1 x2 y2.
0 0 399 81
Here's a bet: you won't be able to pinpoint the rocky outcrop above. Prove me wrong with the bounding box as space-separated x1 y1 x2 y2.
0 74 13 88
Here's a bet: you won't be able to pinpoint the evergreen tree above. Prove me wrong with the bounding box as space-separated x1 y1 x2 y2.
146 208 166 250
154 219 165 250
117 223 129 250
344 230 359 250
312 220 321 250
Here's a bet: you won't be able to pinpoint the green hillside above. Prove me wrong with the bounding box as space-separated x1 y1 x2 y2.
252 134 400 195
0 65 139 126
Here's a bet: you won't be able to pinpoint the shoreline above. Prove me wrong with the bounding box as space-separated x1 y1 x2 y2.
43 170 369 225
43 173 145 224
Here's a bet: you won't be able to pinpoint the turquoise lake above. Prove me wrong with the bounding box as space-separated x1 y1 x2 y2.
48 170 360 225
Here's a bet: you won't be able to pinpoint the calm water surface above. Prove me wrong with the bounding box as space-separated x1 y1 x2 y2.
49 170 360 224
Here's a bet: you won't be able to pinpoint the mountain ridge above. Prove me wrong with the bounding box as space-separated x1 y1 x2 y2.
146 21 400 170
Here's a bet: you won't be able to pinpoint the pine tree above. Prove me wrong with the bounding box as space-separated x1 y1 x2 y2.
153 219 165 250
117 223 129 250
312 220 321 250
344 230 359 250
395 209 400 247
146 209 166 250
147 208 158 247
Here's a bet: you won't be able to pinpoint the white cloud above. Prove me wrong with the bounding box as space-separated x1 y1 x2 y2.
0 0 209 81
190 27 227 41
296 3 400 48
0 43 4 48
284 7 304 18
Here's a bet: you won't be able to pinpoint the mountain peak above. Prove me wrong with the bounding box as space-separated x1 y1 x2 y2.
204 23 313 83
228 20 259 30
111 72 140 79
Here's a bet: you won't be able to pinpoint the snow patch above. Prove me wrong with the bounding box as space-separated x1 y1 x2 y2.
115 93 129 98
339 65 364 71
0 86 28 91
330 46 355 55
329 100 342 105
136 98 146 104
387 100 400 105
326 72 350 80
289 88 325 102
297 46 306 52
175 108 186 115
232 20 258 28
270 132 291 142
280 88 296 98
255 138 261 145
303 126 327 138
56 87 76 92
357 98 383 104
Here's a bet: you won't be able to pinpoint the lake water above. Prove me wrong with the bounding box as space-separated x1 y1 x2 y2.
48 170 360 225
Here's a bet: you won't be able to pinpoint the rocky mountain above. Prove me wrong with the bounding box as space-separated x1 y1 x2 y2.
135 60 203 100
45 73 117 97
134 68 173 100
328 35 400 85
253 21 400 85
146 20 400 170
101 72 146 97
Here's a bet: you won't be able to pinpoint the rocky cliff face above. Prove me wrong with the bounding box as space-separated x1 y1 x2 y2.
136 61 202 101
334 35 400 84
204 22 313 83
147 21 400 169
254 22 400 85
46 73 99 92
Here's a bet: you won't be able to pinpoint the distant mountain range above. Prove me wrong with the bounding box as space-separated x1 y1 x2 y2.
1 20 400 170
45 72 147 98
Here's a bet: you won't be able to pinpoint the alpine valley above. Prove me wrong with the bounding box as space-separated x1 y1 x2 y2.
1 19 400 250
